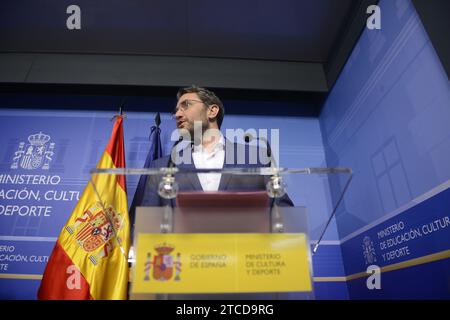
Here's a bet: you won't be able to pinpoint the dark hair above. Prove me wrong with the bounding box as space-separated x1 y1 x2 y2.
177 85 225 128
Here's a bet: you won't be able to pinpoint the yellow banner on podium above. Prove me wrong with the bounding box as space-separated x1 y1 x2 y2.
132 233 312 294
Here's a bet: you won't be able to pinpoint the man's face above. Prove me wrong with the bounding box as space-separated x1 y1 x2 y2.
174 93 209 137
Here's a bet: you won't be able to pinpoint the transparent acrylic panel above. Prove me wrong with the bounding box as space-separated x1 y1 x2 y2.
89 167 352 300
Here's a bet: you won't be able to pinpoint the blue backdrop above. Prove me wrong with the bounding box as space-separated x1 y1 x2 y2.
0 107 347 299
320 0 450 299
1 0 449 300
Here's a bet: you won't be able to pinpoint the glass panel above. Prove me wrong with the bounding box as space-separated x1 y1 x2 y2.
89 167 352 300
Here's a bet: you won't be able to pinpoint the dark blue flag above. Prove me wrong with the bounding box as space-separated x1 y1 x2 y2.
129 113 163 232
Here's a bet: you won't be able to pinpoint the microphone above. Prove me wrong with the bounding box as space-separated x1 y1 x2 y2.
167 136 185 168
244 133 285 200
159 137 184 200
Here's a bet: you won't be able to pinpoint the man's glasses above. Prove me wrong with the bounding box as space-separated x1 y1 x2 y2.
173 99 204 115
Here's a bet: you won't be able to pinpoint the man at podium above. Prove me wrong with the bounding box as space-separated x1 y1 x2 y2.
135 87 303 300
141 85 293 207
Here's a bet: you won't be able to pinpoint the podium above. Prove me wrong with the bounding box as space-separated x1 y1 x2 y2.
89 167 352 300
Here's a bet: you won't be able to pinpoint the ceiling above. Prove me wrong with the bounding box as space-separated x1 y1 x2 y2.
1 0 353 62
0 0 375 116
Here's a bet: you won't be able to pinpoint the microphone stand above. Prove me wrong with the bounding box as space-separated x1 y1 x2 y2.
159 136 184 234
244 134 285 233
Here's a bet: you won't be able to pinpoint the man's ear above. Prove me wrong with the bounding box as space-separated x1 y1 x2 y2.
207 104 219 120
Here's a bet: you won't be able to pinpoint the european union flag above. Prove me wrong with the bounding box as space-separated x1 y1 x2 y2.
129 112 163 231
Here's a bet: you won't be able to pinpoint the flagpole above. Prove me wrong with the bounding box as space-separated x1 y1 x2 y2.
111 98 127 121
155 111 161 127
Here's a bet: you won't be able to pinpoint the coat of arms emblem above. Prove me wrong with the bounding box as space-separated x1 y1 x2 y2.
65 202 124 265
362 236 377 265
144 243 182 282
11 132 55 170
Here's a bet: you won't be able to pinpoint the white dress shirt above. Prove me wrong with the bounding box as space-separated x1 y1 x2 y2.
192 135 225 191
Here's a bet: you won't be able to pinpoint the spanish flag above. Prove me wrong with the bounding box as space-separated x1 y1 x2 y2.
38 116 130 300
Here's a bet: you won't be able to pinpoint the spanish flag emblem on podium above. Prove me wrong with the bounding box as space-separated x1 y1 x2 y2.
38 116 130 300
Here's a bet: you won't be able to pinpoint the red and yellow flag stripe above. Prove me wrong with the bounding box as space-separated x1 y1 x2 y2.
38 116 130 300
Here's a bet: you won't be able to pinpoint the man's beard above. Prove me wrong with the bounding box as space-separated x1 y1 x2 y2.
179 119 209 143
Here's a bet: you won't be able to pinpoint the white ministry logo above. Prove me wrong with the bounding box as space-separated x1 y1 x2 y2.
362 236 377 265
11 132 55 170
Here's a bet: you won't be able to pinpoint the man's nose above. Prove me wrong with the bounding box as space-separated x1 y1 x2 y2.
174 108 184 119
